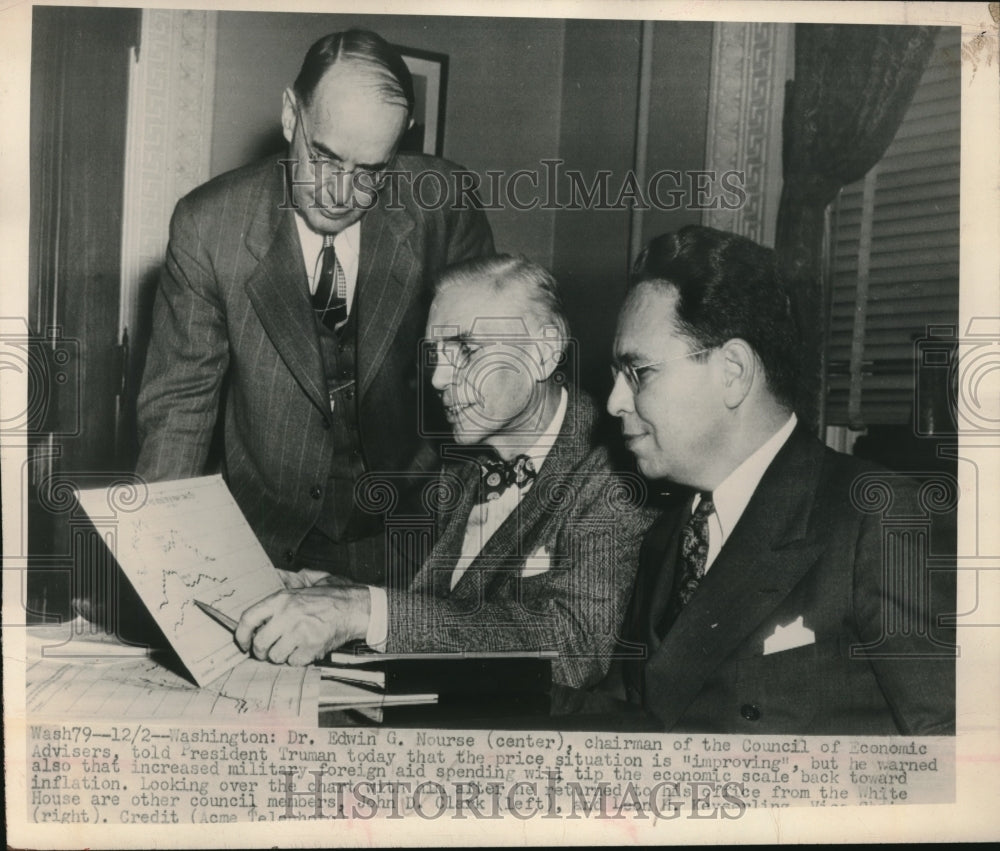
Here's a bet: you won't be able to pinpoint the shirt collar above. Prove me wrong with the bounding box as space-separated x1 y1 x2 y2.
701 413 797 545
293 214 361 267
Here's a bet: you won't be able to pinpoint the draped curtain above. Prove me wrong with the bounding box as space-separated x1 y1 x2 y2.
774 24 938 428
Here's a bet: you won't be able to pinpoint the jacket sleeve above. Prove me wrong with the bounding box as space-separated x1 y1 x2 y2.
442 165 495 264
135 197 229 482
383 471 654 689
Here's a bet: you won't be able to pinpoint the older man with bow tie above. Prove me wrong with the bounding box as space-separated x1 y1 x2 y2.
234 255 654 688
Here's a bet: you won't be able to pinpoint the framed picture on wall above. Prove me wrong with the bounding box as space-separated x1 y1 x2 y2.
396 46 448 157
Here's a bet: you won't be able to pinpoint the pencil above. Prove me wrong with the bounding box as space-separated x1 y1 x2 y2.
194 599 238 632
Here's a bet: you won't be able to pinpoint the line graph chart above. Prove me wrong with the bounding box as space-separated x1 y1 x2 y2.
75 476 286 686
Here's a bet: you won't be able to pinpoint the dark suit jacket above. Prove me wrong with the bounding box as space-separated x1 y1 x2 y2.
136 154 493 568
385 391 657 688
619 427 955 735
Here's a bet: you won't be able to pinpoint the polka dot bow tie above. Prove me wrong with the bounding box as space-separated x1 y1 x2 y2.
478 454 537 502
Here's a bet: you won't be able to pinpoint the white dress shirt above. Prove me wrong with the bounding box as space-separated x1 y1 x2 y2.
698 413 797 572
294 215 361 314
365 388 569 648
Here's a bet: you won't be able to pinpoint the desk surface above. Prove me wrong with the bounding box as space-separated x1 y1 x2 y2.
25 623 655 731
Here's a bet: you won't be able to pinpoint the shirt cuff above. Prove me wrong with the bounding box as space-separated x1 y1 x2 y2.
365 586 388 651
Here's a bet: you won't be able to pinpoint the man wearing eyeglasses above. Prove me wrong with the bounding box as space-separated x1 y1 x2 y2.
135 30 493 590
598 224 954 734
232 255 655 688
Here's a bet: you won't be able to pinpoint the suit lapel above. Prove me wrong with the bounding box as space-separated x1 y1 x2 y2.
637 506 688 647
409 460 480 596
244 168 328 414
356 202 418 400
642 429 826 728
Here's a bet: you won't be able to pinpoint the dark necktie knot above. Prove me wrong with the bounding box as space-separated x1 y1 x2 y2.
479 454 537 502
692 492 715 520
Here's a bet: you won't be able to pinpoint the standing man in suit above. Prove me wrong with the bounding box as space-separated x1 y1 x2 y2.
135 30 493 586
233 255 655 688
605 225 954 734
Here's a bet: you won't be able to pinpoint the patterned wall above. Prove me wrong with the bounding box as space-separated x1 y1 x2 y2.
703 22 792 247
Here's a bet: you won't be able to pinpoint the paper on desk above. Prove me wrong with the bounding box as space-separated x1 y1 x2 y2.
75 475 285 686
319 678 436 710
27 617 151 660
26 651 320 722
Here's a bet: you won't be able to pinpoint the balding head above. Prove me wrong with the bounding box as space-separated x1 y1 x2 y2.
293 29 414 115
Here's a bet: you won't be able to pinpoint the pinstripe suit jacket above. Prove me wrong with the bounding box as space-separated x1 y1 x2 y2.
384 391 657 689
136 154 494 568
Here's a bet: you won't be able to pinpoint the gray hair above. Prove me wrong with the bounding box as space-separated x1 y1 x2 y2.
434 255 570 349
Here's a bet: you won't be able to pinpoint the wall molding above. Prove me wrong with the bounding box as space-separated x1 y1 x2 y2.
703 22 791 247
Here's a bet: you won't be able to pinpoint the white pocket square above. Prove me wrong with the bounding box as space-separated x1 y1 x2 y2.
521 545 552 578
763 616 815 655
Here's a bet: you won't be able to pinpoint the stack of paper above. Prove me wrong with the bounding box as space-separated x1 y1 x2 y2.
319 677 437 708
318 652 553 723
26 623 320 723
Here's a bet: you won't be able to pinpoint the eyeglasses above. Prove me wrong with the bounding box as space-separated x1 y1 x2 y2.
291 97 394 191
610 348 713 394
426 340 489 371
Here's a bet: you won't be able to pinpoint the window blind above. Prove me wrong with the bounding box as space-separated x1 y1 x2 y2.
826 27 960 427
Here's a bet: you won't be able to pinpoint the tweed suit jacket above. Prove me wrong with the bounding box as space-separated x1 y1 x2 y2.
619 427 956 735
384 391 657 689
136 154 494 568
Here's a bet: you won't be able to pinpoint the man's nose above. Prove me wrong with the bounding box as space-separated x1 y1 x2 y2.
430 356 454 392
320 170 354 208
607 371 635 418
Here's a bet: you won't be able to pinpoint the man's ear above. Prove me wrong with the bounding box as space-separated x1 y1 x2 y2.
536 326 566 382
281 88 297 145
719 338 756 409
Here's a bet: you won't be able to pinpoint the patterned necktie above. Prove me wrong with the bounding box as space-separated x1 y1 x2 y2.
658 492 715 637
312 235 348 329
478 454 537 502
676 492 715 605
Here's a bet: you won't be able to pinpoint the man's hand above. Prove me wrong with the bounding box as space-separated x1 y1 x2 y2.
276 568 354 589
234 585 371 665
